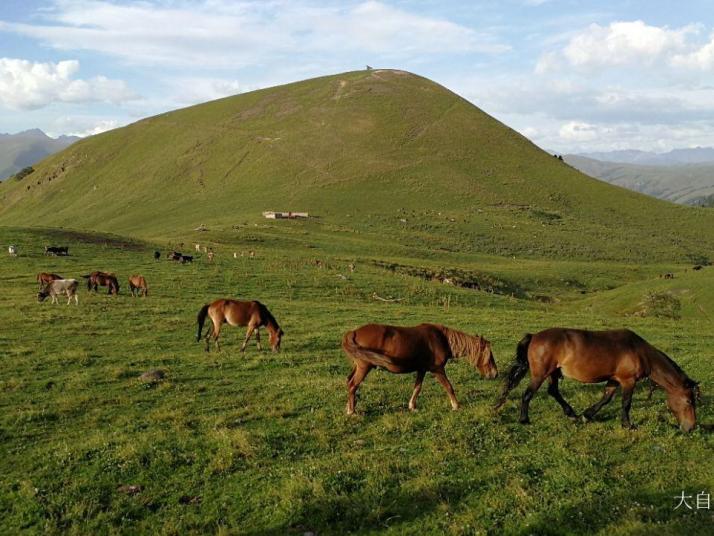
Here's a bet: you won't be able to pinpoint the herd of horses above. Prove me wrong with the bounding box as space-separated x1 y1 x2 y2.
32 244 701 433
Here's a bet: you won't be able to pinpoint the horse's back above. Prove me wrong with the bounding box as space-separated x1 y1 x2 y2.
531 327 649 382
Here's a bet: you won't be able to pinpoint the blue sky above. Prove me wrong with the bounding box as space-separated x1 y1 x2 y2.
2 1 714 152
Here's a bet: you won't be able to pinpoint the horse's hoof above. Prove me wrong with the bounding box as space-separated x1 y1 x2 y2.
581 415 591 424
519 417 530 424
567 414 579 422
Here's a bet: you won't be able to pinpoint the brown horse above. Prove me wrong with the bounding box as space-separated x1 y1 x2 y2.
196 299 283 352
37 272 63 289
495 328 698 432
342 323 498 415
82 271 120 295
128 275 148 297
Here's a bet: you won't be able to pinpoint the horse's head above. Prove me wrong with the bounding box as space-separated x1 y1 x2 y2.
667 379 698 433
269 328 284 352
476 340 498 380
37 288 49 302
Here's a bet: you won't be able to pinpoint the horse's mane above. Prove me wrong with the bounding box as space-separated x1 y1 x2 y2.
650 348 697 390
259 302 280 332
440 326 489 366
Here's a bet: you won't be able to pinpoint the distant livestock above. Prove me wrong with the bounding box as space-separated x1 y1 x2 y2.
181 255 193 264
660 273 675 279
167 251 182 261
154 251 161 261
82 271 120 295
38 279 79 305
128 275 148 297
8 245 17 256
207 251 215 262
196 299 283 353
692 265 703 271
45 246 69 256
37 272 63 289
195 243 201 252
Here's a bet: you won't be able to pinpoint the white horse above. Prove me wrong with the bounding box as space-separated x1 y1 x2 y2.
8 245 17 256
38 279 79 305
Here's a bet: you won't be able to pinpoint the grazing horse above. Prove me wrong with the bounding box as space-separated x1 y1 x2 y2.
342 323 498 415
153 251 161 261
495 328 698 432
38 279 79 305
8 245 17 256
37 272 63 289
196 299 283 353
128 275 148 297
82 271 120 295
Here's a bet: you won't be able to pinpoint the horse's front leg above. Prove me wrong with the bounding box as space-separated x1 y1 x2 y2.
409 370 426 411
620 380 636 429
582 380 618 422
254 328 261 351
432 369 459 410
240 325 255 352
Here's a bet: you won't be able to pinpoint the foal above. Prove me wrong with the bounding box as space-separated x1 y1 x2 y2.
196 299 283 352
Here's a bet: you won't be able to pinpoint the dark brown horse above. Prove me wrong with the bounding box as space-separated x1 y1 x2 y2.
82 271 120 295
196 299 283 352
342 323 498 415
495 328 698 432
128 275 148 297
37 272 62 289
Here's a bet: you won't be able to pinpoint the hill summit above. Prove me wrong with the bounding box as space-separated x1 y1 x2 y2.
1 69 712 261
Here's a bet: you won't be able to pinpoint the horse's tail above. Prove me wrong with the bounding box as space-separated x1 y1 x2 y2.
196 304 210 342
495 333 532 409
342 331 394 370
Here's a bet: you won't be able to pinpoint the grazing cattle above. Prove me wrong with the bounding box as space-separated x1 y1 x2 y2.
233 252 238 259
661 273 675 279
207 251 215 262
37 272 63 289
196 299 283 353
692 265 703 271
153 251 161 261
128 275 148 297
195 243 201 252
8 245 17 256
82 271 120 295
342 323 498 415
181 255 193 264
167 251 182 261
44 246 69 256
495 328 698 432
38 279 79 305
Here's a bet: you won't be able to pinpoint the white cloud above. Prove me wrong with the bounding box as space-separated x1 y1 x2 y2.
48 116 125 138
672 32 714 70
0 58 136 110
536 20 699 73
559 121 598 141
0 1 508 69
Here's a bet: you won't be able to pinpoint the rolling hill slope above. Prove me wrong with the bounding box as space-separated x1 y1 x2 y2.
1 69 713 262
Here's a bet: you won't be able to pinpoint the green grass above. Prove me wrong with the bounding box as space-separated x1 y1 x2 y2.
1 225 712 535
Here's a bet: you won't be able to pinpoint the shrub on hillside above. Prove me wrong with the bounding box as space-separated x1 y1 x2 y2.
633 291 681 319
13 166 35 181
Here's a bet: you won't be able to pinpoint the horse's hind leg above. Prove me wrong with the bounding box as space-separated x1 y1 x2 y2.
520 375 546 424
582 380 618 422
408 370 426 411
346 362 372 415
432 369 459 410
547 371 577 420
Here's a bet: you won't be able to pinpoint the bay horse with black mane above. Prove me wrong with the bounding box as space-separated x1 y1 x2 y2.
196 299 283 352
82 271 119 295
342 323 498 415
495 328 699 432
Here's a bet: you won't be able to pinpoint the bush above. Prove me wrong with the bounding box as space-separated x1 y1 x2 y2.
635 291 681 319
13 166 34 181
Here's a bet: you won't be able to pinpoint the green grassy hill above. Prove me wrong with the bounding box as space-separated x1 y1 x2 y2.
1 69 713 262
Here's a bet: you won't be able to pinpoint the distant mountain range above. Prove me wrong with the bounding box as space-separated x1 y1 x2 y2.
0 129 79 180
563 149 714 206
576 147 714 166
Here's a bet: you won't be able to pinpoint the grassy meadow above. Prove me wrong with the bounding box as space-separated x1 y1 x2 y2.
1 223 713 535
